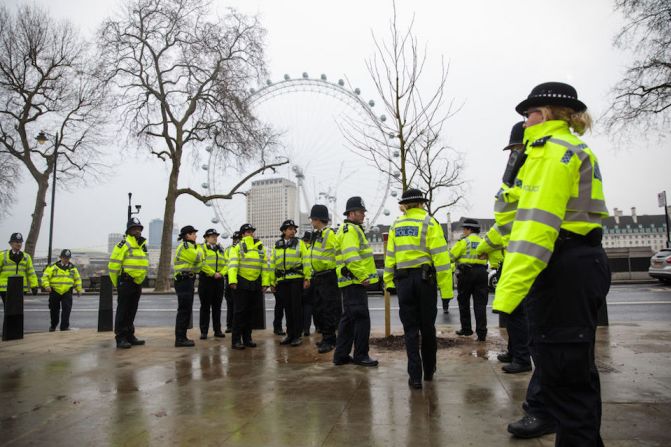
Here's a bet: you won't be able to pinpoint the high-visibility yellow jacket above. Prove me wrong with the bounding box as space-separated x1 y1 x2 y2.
0 250 38 293
227 236 270 286
493 120 608 314
200 243 226 277
476 182 520 269
450 234 487 266
42 262 83 295
108 235 149 287
383 207 453 299
336 220 378 288
173 241 203 279
269 237 310 286
487 249 505 270
222 243 238 277
308 227 340 275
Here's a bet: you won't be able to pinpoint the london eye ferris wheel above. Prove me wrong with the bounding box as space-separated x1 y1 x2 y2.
202 73 400 237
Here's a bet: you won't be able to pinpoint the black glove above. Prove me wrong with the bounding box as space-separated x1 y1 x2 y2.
31 287 38 296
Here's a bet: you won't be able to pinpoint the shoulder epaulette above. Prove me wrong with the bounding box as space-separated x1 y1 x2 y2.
182 241 189 249
275 239 285 248
117 240 125 248
343 224 349 233
530 135 552 147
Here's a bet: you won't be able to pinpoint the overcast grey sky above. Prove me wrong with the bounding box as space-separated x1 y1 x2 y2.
2 0 669 254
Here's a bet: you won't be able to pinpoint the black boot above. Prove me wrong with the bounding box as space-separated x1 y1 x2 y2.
507 415 556 438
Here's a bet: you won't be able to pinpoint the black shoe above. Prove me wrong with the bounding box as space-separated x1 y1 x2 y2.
424 366 436 381
49 326 56 332
225 327 232 333
442 309 449 314
232 342 245 350
507 415 556 439
175 338 195 347
274 330 286 336
477 335 486 342
497 352 513 363
290 338 303 347
129 337 145 346
455 329 473 336
243 341 257 348
318 343 334 354
502 362 532 374
200 334 208 340
214 332 226 338
353 356 379 367
280 336 292 345
116 340 132 349
408 378 423 389
333 355 353 366
303 331 310 336
60 327 70 331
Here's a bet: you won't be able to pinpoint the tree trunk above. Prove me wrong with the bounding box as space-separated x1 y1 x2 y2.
24 176 50 258
154 156 181 292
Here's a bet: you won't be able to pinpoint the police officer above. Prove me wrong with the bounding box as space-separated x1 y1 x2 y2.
308 205 343 354
301 231 315 336
384 189 453 388
42 249 83 331
450 219 489 341
494 82 610 446
477 122 532 373
173 225 203 347
270 219 310 346
223 231 240 333
0 233 38 305
108 219 149 349
333 197 379 367
198 228 226 339
227 224 270 350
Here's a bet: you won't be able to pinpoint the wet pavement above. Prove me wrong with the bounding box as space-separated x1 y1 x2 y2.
1 323 670 446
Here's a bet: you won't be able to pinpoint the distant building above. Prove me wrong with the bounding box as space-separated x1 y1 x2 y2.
246 178 298 250
147 218 179 249
107 233 124 254
603 208 668 252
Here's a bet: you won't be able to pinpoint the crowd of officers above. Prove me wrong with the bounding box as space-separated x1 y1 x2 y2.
0 81 609 446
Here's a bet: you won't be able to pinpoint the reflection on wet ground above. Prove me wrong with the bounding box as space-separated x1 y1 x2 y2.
1 324 670 446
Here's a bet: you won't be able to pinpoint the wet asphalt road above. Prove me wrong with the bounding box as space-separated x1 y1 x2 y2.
5 282 671 334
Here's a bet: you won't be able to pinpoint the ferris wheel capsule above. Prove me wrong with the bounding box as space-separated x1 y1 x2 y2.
284 74 290 80
383 209 391 216
391 191 398 197
201 164 208 171
354 88 361 95
380 114 387 122
302 72 309 79
211 217 219 224
338 79 344 86
321 74 327 80
201 182 209 189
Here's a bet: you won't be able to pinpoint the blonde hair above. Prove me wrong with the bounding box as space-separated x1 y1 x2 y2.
538 106 592 135
402 202 425 210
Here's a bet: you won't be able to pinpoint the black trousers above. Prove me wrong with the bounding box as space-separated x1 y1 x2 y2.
224 283 234 329
198 275 225 335
273 290 286 332
302 282 314 334
525 238 610 447
507 297 530 365
397 269 438 381
334 284 371 362
174 277 195 339
456 265 488 337
276 278 304 340
49 290 73 330
313 270 342 345
115 278 142 343
232 287 257 344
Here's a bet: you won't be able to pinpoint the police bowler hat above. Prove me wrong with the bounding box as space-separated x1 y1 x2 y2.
179 225 198 239
460 218 481 230
515 82 586 115
280 219 298 232
9 232 23 243
343 196 367 215
126 218 143 231
503 122 525 151
203 228 220 237
231 231 241 240
398 188 429 204
60 249 72 258
239 223 256 234
309 204 329 221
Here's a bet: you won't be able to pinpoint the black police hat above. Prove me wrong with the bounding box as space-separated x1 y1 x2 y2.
203 228 220 237
460 218 481 230
178 225 198 240
231 231 241 240
309 204 329 221
60 249 72 258
515 82 587 115
239 223 256 234
126 218 143 231
398 188 429 205
280 219 298 232
343 196 367 216
9 232 23 243
503 122 525 151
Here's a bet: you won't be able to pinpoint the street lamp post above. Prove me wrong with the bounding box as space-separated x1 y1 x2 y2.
127 192 141 222
36 131 59 265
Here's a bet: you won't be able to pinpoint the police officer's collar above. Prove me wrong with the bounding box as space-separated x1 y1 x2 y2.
343 219 363 228
524 120 571 149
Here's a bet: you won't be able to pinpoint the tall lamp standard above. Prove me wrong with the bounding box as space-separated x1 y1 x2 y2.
36 131 59 265
127 192 141 222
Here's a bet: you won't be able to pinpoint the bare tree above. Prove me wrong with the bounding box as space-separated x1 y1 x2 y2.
605 0 671 134
342 3 463 217
98 0 285 291
0 5 109 256
0 155 19 221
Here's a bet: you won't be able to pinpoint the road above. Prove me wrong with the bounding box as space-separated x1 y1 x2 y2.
4 283 671 334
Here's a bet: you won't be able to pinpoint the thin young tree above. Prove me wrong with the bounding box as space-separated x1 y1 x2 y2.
98 0 284 291
0 4 108 257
